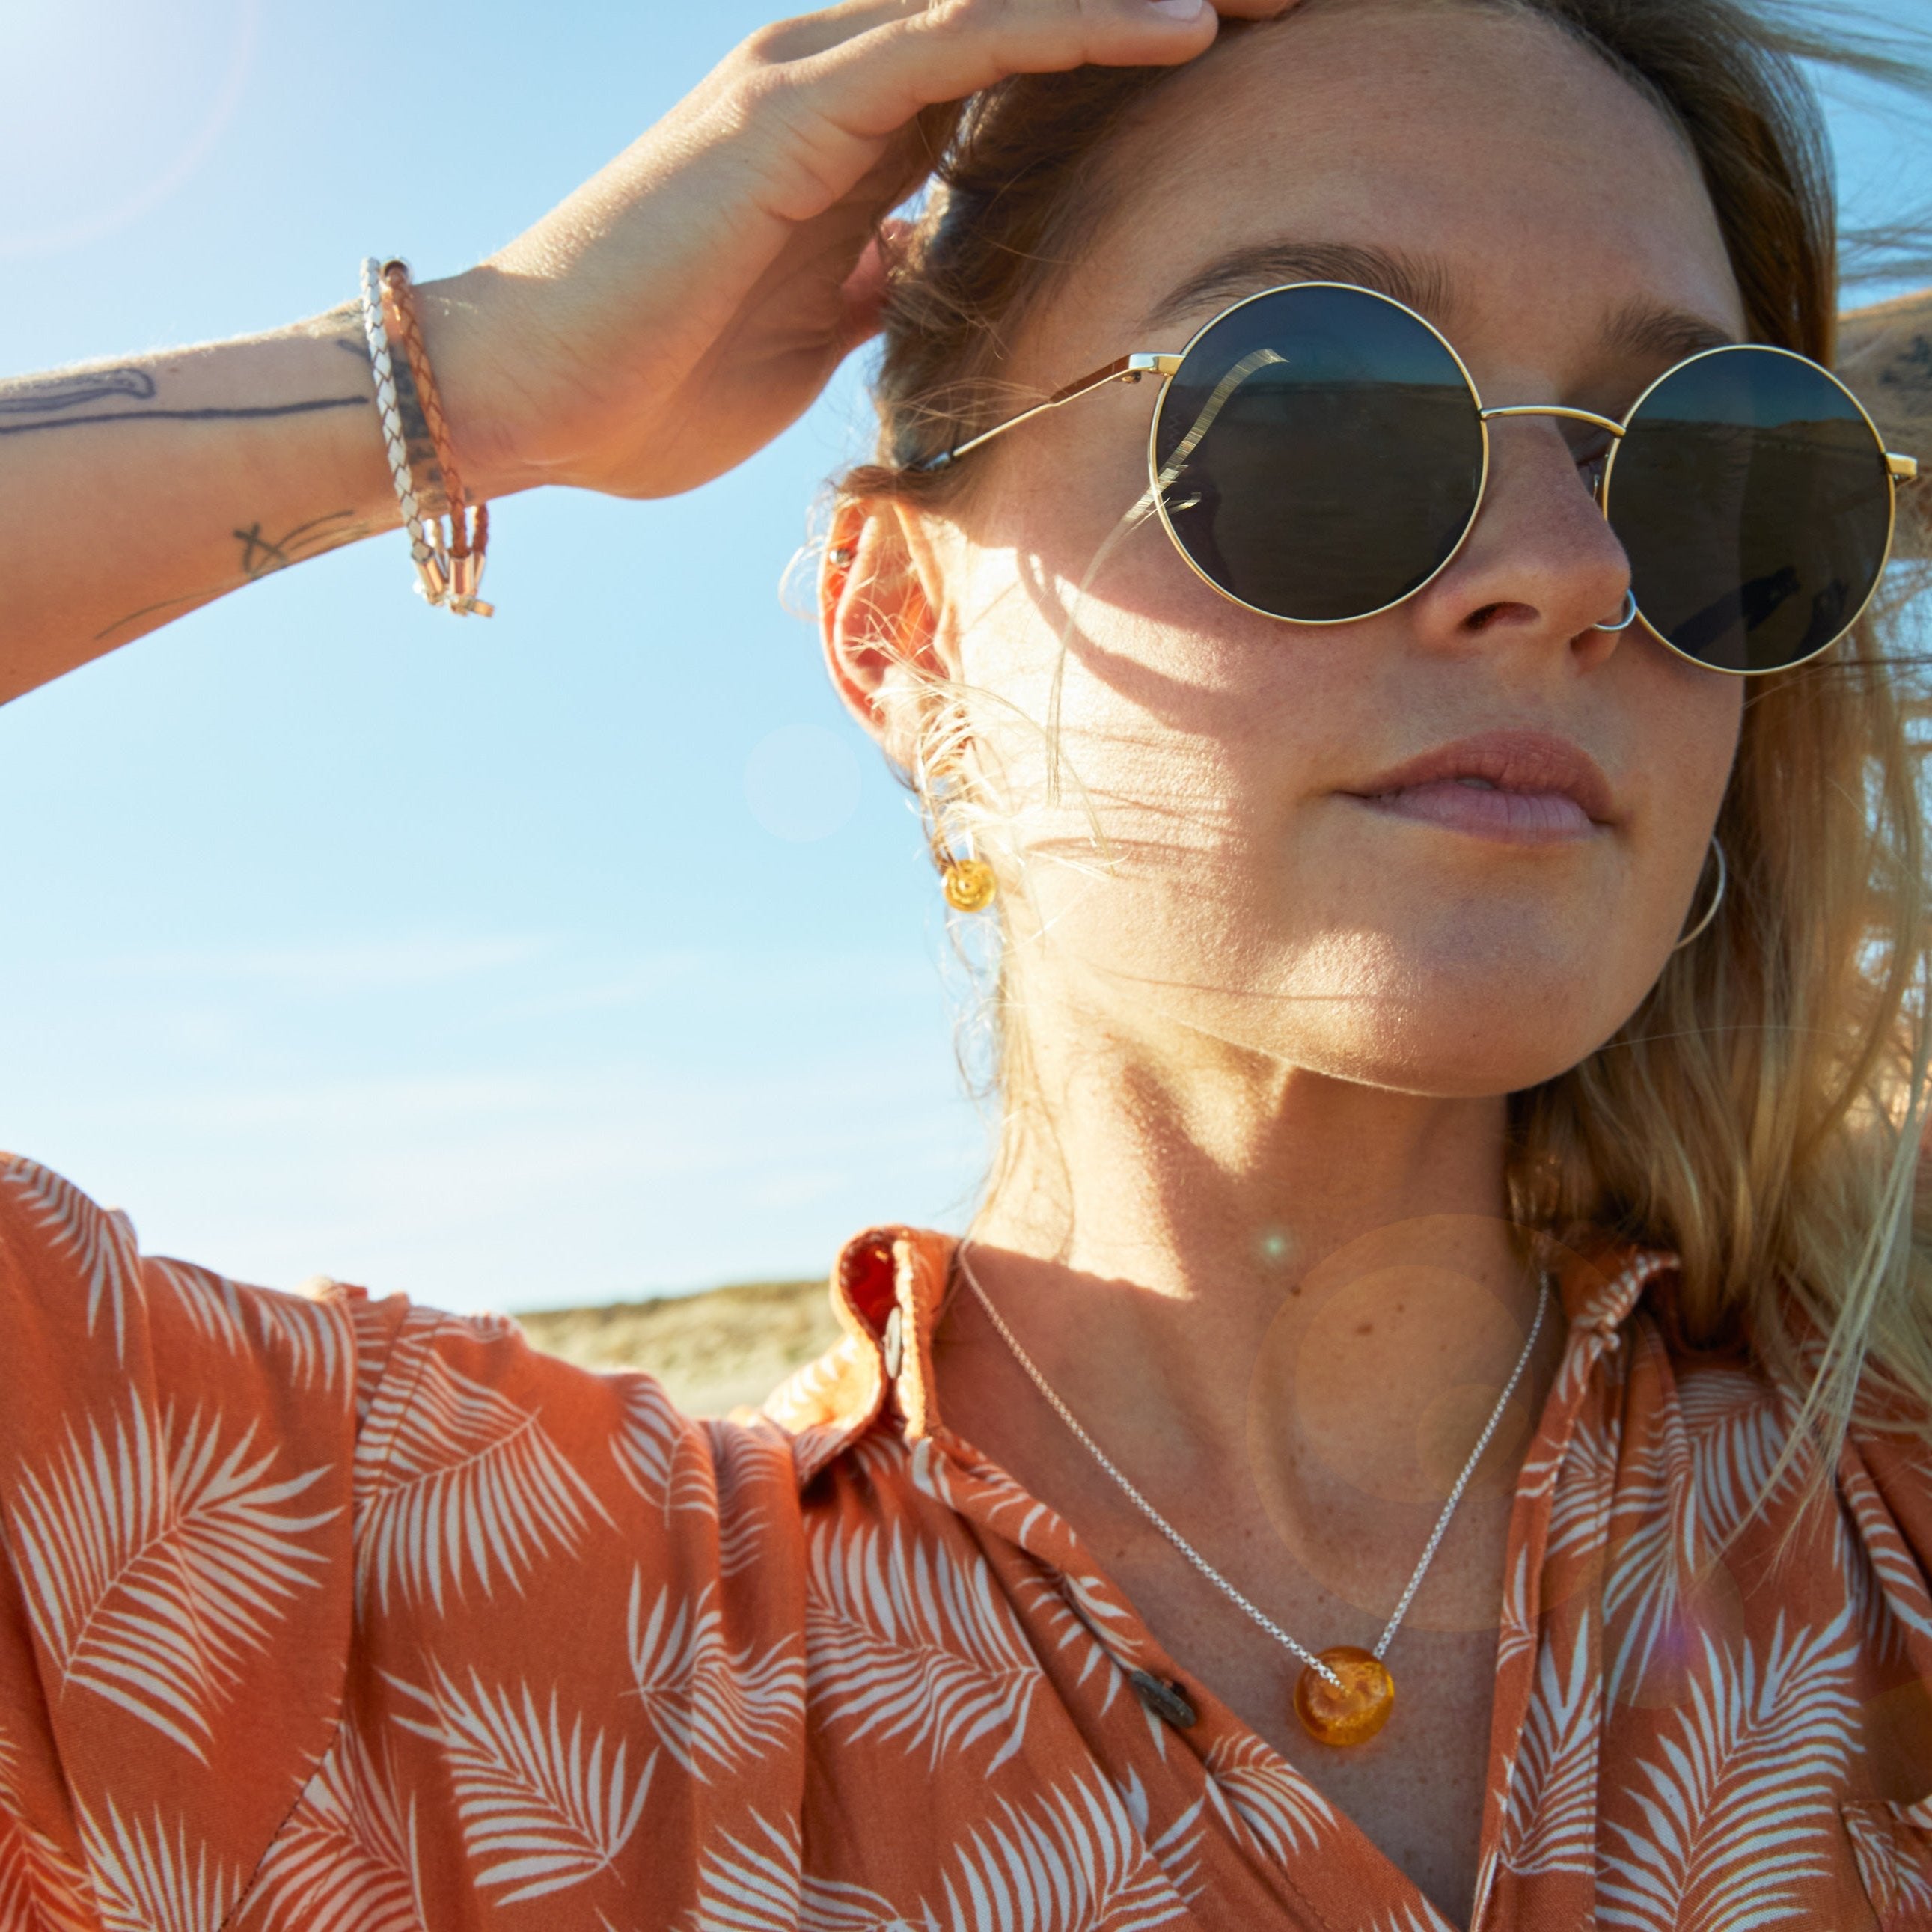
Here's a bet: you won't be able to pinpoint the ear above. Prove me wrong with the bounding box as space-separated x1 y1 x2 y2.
819 496 950 771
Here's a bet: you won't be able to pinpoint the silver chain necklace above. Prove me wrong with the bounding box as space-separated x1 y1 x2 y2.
956 1244 1550 1746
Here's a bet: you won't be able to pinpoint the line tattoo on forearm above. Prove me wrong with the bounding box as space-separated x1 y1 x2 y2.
0 394 371 437
0 367 157 414
233 508 367 581
90 510 372 641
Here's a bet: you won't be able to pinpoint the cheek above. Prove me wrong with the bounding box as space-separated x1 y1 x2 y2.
956 539 1338 874
1627 652 1743 908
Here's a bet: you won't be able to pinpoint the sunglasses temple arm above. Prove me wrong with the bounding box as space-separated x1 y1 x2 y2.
917 353 1182 474
1889 451 1920 485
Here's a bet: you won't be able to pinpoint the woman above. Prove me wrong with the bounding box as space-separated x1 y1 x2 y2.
3 0 1931 1925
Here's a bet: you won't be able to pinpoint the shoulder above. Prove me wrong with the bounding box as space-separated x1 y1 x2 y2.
0 1155 822 1927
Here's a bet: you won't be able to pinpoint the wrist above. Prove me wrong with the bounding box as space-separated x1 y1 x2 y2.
411 264 554 502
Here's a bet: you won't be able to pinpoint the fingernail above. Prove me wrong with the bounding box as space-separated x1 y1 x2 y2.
1147 0 1206 16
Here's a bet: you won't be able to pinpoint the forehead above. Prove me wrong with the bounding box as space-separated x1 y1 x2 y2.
1048 0 1745 369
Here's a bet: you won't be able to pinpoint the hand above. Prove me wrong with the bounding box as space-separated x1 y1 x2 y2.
429 0 1297 502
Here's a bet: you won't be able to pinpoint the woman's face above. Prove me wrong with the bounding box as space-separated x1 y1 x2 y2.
908 0 1747 1098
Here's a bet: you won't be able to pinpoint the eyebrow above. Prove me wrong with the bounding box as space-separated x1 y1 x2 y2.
1146 240 1459 332
1143 238 1739 363
1598 295 1738 363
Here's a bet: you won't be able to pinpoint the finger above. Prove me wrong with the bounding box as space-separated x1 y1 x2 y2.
759 0 1295 66
754 0 932 66
762 0 1231 156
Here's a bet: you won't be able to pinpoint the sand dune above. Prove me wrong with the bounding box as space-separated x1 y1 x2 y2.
513 1276 840 1417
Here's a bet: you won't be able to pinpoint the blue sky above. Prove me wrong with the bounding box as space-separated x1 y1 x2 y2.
0 1 1924 1314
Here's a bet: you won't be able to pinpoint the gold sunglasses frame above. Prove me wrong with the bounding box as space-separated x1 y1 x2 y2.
923 280 1922 676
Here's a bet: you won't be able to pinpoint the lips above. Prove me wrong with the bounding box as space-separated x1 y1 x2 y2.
1343 730 1618 844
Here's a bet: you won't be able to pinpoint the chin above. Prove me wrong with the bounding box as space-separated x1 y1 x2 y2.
1199 934 1642 1098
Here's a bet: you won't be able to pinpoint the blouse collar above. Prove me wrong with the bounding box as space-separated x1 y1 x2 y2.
762 1223 1676 1482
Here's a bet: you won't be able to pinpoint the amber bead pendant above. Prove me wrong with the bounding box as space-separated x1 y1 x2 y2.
1294 1646 1395 1746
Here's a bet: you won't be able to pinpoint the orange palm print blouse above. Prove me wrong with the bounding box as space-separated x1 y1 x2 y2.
4 1152 1932 1931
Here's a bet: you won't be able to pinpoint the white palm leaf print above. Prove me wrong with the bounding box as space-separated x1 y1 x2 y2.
1201 1731 1337 1862
626 1571 805 1780
248 1721 428 1932
1607 1368 1815 1708
9 1391 336 1758
1838 1455 1932 1653
1496 1544 1538 1673
148 1256 349 1395
1546 1400 1621 1562
852 1429 914 1492
800 1872 932 1931
918 1437 1063 1550
351 1296 403 1425
1684 1369 1812 1550
1597 1607 1859 1931
1832 1505 1912 1668
706 1419 792 1579
676 1809 802 1932
1842 1801 1932 1921
805 1518 1042 1774
355 1344 614 1613
1498 1610 1598 1874
1364 1904 1460 1932
933 1772 1186 1932
0 1721 95 1932
1116 1772 1205 1906
1523 1325 1627 1495
610 1377 719 1526
902 1434 1004 1527
1009 1568 1134 1717
0 1158 142 1358
1603 1417 1682 1708
73 1797 242 1932
390 1660 653 1904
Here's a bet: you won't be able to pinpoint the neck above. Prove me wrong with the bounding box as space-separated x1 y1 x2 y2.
962 990 1562 1553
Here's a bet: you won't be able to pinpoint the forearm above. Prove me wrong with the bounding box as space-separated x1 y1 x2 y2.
0 306 409 706
1839 287 1931 561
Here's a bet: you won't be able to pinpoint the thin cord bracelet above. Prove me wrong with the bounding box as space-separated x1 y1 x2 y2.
357 256 450 608
380 260 492 617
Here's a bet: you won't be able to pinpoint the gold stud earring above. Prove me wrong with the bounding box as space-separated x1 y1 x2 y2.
919 757 997 912
940 851 997 913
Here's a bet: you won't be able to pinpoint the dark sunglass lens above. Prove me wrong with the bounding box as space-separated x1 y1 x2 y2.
1152 284 1485 623
1610 348 1893 672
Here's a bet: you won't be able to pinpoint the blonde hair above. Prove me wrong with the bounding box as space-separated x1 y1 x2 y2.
837 0 1932 1540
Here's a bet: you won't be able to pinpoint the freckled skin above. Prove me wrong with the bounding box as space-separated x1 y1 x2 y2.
890 5 1752 1923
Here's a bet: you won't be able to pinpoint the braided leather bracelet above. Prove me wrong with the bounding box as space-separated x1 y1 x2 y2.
380 260 492 617
358 257 451 608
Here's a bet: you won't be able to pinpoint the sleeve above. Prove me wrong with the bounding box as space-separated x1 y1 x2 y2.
0 1155 813 1930
255 1282 812 1928
0 1153 385 1925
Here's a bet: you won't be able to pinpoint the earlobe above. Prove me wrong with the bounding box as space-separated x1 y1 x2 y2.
819 498 944 765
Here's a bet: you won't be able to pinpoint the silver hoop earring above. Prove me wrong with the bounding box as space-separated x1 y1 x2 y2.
1672 835 1728 951
1595 588 1639 633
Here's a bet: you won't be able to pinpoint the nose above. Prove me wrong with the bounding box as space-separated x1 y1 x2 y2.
1404 411 1633 665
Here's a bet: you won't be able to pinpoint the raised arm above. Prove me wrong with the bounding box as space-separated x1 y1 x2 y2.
0 0 1291 712
0 308 419 702
1839 286 1931 560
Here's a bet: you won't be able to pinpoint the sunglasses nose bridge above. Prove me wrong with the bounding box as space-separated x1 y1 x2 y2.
1478 403 1627 437
1478 403 1625 510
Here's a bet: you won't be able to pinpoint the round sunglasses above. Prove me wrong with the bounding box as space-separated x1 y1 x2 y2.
920 281 1921 675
